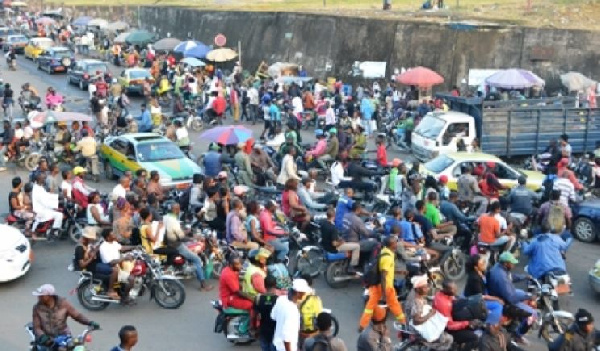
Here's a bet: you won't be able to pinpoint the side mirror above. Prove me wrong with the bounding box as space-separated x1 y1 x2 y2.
127 155 136 161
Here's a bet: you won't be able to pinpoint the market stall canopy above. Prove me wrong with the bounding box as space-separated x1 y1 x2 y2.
200 125 252 145
267 62 299 78
10 1 27 7
396 66 444 88
205 48 237 63
36 17 56 26
125 30 155 46
560 72 597 92
153 37 181 51
29 111 92 129
113 31 131 43
106 21 129 32
484 68 544 89
181 57 205 67
183 42 211 59
72 16 92 26
87 18 108 28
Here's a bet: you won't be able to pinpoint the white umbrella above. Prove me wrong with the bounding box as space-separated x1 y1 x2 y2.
560 72 597 92
206 48 238 63
114 31 131 43
105 21 129 32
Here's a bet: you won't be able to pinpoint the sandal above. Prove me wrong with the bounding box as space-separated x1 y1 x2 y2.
107 292 121 300
199 284 214 292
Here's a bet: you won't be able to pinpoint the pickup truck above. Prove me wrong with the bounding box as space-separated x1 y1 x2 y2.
410 94 600 161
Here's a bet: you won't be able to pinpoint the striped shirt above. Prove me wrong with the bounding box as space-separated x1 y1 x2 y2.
553 178 576 206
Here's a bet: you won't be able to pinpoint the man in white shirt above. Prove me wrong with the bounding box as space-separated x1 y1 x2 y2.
325 101 336 131
248 86 259 123
31 173 62 234
330 160 352 187
112 176 130 201
554 171 577 206
271 279 312 351
98 228 135 300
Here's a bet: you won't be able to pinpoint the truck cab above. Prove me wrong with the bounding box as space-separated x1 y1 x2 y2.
411 111 476 161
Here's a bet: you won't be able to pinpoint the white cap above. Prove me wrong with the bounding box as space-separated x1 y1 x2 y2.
32 284 56 296
292 279 312 293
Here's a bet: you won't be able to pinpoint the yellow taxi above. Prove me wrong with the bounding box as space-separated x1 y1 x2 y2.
24 37 54 60
421 152 544 191
118 68 154 95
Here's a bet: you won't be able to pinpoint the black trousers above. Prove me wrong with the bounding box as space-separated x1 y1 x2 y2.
448 329 478 351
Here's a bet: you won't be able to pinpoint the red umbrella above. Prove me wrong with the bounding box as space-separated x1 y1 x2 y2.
396 66 444 88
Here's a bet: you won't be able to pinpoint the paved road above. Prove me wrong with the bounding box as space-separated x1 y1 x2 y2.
0 54 598 351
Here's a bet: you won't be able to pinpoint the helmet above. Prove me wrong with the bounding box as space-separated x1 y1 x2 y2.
328 128 337 135
73 166 86 175
315 129 324 137
439 175 448 184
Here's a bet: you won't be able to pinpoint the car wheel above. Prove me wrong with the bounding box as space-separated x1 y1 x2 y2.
573 217 596 243
68 75 73 85
104 161 115 180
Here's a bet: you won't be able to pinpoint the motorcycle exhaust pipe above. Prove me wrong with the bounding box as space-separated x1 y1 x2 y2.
332 275 359 283
91 296 119 303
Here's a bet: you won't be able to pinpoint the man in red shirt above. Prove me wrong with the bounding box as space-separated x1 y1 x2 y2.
376 135 391 167
258 201 289 262
219 256 253 310
433 280 480 350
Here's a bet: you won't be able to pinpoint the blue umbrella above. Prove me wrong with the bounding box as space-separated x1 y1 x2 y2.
72 16 92 26
183 43 211 59
174 40 200 54
181 57 206 67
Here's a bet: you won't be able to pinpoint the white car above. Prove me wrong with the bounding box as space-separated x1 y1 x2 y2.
0 224 32 282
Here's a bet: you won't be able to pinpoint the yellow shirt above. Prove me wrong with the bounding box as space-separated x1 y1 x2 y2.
378 246 395 288
75 137 97 157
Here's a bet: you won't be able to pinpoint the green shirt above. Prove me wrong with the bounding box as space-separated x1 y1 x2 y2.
424 202 441 227
389 168 398 191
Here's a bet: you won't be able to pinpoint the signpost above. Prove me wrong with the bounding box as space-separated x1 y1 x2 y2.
214 33 226 47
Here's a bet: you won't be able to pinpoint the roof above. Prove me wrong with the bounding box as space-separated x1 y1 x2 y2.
118 133 168 144
47 46 70 51
442 152 502 162
30 37 53 42
428 111 472 119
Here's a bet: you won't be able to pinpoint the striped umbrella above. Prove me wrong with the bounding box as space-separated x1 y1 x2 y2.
199 125 252 145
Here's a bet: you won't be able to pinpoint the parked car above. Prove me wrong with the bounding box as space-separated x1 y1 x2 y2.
421 152 544 192
0 27 17 47
3 34 28 53
119 68 153 95
67 59 109 90
24 37 53 60
36 46 74 74
571 199 600 243
99 133 202 189
0 224 32 283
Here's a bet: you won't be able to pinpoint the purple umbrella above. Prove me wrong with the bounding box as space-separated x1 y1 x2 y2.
199 125 252 145
485 68 545 89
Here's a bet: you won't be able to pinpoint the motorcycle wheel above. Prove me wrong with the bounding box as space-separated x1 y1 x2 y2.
440 252 467 281
68 223 83 244
324 261 350 289
211 259 224 279
190 118 203 131
77 280 109 311
294 248 324 278
330 314 340 337
24 154 40 171
540 315 572 343
153 278 186 309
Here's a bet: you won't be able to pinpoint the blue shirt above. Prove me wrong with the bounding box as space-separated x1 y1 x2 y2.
203 151 222 177
440 200 468 225
269 104 281 121
399 219 422 243
487 263 529 305
523 233 570 279
360 97 373 120
137 110 152 131
335 195 354 230
384 217 402 236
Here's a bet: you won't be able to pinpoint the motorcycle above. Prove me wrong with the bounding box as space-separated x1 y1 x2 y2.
76 249 186 310
7 56 16 70
25 323 98 351
526 276 574 343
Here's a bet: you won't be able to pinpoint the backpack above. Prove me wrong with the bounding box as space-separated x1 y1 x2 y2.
452 294 488 321
267 262 292 290
306 333 332 351
299 294 323 333
547 201 566 233
362 244 389 287
541 176 555 203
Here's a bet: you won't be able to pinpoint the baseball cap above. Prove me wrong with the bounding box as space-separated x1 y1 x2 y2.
411 275 428 289
32 284 56 297
575 308 594 325
498 251 519 264
292 279 312 293
73 166 87 175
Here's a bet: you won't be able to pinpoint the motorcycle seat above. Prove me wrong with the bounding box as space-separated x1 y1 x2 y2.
325 252 347 261
6 213 21 222
223 307 249 315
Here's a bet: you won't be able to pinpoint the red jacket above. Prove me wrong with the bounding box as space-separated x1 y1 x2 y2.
432 291 469 331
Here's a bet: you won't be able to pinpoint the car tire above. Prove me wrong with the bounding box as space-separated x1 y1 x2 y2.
573 217 596 243
68 75 73 85
104 161 115 180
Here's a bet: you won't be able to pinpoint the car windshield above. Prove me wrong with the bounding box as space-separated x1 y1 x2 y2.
130 70 150 79
413 114 446 139
9 36 26 42
136 142 184 162
37 40 53 49
424 154 455 173
52 50 71 58
84 64 108 74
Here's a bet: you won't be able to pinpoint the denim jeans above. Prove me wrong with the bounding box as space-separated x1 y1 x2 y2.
515 301 538 337
267 238 289 261
176 243 205 282
259 336 276 351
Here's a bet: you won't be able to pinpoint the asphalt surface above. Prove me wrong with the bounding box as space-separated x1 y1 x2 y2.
0 54 598 351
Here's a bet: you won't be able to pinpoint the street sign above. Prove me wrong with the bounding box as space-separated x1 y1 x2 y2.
214 33 226 47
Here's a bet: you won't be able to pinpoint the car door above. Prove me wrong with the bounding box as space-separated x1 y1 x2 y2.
71 62 83 81
104 138 130 173
495 162 520 189
37 51 49 68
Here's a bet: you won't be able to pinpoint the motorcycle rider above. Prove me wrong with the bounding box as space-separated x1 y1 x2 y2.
32 173 62 236
203 142 223 178
32 284 99 350
508 176 538 216
164 203 213 291
536 190 573 246
298 178 327 214
259 200 290 262
522 219 571 281
317 128 339 170
477 201 516 252
73 129 99 180
174 119 190 151
45 87 64 110
250 143 277 184
136 104 153 133
220 256 254 310
305 129 327 165
6 48 16 70
550 308 598 351
457 165 488 216
9 176 34 237
98 228 137 301
0 119 14 171
343 202 377 253
242 248 272 299
487 252 537 345
425 192 457 237
440 191 473 250
234 142 255 186
72 167 96 208
227 199 260 250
